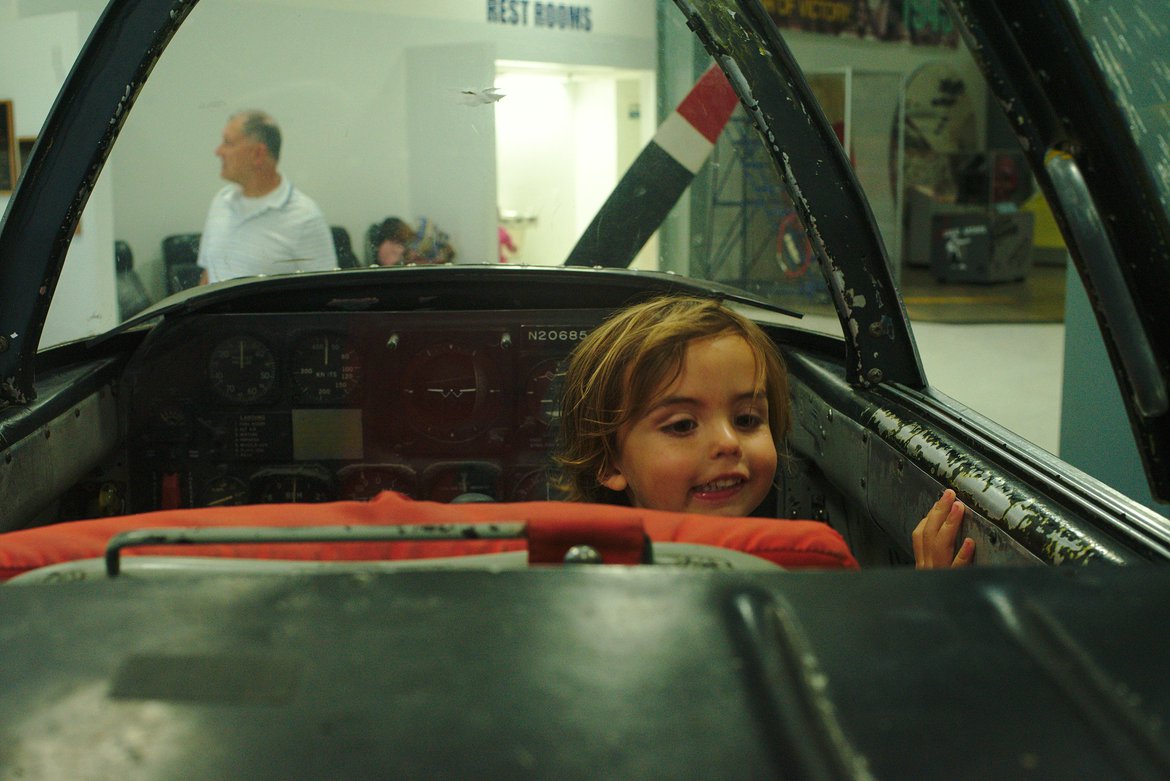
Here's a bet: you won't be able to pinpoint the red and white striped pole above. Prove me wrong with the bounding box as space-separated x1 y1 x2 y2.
564 63 739 268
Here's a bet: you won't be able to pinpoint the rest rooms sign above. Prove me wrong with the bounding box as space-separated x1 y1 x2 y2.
487 1 594 32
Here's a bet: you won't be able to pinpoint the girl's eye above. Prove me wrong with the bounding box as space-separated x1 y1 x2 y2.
735 412 766 429
662 418 697 435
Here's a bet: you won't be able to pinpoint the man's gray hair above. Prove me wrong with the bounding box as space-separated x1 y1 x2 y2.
234 110 282 161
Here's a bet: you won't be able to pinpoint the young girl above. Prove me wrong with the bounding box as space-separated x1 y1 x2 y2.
554 295 973 569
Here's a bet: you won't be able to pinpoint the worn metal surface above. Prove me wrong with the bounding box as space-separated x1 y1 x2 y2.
3 567 1170 779
868 408 1123 565
783 348 1164 565
104 523 530 576
0 382 120 533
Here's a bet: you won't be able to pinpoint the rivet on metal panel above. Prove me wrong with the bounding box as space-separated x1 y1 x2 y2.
868 321 885 337
866 368 883 384
564 545 603 564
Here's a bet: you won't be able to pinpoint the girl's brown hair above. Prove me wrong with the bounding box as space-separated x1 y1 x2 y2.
553 295 790 502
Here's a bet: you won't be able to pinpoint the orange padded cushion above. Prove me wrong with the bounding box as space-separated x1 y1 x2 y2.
0 492 858 580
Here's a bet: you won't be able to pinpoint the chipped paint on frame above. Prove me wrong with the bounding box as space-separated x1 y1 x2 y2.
870 407 1123 565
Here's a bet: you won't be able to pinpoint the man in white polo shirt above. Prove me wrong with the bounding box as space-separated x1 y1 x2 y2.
197 110 337 284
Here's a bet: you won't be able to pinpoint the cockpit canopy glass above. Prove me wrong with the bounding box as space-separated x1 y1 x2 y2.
39 0 848 349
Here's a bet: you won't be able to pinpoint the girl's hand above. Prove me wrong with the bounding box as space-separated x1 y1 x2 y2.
913 489 975 568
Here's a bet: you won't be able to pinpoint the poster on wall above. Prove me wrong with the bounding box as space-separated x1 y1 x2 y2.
896 61 977 203
760 0 958 47
17 137 35 178
0 101 14 194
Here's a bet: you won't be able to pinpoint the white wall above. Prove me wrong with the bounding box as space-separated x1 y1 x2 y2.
406 43 498 264
98 0 656 298
0 9 117 349
0 1 657 334
574 79 619 238
496 71 578 264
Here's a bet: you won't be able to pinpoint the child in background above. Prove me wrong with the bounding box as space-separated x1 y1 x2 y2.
554 295 973 568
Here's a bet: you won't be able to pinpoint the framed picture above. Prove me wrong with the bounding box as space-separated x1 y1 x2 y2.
17 136 34 177
0 101 13 194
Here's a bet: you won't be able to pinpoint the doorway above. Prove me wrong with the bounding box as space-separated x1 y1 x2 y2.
494 61 656 267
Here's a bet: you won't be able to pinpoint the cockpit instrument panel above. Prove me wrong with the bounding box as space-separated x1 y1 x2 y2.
122 310 602 512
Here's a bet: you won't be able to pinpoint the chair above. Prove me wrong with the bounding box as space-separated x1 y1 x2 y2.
364 222 382 265
331 225 359 269
162 233 201 294
114 240 151 319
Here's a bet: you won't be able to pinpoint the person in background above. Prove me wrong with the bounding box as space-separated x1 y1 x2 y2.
369 216 457 266
498 224 517 263
373 217 418 266
197 110 337 284
410 217 456 264
554 294 974 568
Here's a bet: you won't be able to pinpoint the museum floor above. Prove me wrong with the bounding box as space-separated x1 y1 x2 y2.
900 262 1066 324
799 258 1067 456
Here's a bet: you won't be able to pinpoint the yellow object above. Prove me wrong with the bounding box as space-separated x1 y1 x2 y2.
1022 191 1066 249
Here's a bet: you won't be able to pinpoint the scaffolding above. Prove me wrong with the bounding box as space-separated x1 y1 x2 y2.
697 112 825 302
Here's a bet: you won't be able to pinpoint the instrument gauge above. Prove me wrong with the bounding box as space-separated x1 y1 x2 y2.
202 475 250 507
338 464 417 501
289 332 363 404
424 462 501 503
402 342 505 442
251 468 335 504
508 467 559 502
208 336 278 403
523 359 563 429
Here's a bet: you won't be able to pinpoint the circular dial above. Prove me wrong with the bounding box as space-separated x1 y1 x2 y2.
402 342 505 442
523 359 563 430
140 402 192 443
208 336 277 403
202 475 250 507
251 471 334 504
289 332 363 404
338 464 416 501
508 467 557 502
424 463 501 503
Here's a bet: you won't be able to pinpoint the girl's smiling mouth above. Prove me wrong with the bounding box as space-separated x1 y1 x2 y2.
692 476 747 497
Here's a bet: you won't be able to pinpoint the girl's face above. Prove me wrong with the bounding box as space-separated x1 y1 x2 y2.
601 334 777 516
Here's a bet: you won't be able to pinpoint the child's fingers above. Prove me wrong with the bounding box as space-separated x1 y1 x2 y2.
923 489 956 538
912 516 926 564
933 500 965 554
952 537 976 567
914 492 968 568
